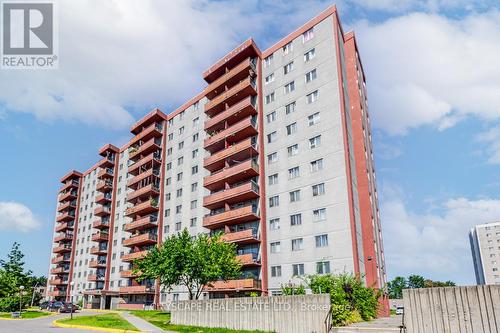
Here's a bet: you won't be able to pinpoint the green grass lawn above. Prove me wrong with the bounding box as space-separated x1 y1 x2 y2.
57 313 139 331
129 310 272 333
0 310 51 319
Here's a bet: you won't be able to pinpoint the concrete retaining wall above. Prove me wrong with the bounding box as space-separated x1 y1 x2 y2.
403 285 500 333
170 294 331 333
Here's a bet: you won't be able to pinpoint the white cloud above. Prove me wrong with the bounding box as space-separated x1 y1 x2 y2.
476 125 500 164
355 11 500 135
0 202 41 233
348 0 493 12
381 185 500 285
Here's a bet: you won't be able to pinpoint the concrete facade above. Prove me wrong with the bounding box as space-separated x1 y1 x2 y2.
470 221 500 285
47 5 387 312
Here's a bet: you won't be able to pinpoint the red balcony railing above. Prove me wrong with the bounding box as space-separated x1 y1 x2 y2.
204 96 257 133
204 137 258 172
203 181 259 210
203 205 259 229
123 233 157 247
220 229 259 244
204 278 261 291
119 285 155 294
91 232 109 242
204 57 256 100
124 215 158 232
125 199 159 217
204 159 258 191
204 78 257 116
122 250 148 262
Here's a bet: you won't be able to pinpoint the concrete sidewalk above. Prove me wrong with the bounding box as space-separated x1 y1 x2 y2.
333 315 404 333
119 311 173 333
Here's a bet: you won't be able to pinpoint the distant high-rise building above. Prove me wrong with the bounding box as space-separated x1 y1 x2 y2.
46 5 388 312
470 221 500 285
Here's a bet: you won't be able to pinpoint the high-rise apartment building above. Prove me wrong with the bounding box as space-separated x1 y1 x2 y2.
470 221 500 285
47 5 388 311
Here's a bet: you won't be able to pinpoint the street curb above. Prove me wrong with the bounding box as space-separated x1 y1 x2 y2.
0 311 57 320
53 318 144 332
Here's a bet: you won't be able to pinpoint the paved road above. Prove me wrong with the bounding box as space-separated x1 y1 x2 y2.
0 311 102 333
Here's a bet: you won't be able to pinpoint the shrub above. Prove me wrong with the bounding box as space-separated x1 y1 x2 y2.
280 283 306 296
0 295 30 312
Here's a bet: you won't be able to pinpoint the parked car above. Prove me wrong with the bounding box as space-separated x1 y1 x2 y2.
39 301 50 310
48 301 64 312
58 302 78 313
396 306 404 315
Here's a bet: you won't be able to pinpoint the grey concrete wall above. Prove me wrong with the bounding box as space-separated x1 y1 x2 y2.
170 294 330 333
403 286 500 333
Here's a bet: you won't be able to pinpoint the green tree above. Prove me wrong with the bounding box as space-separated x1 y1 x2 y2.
387 276 407 299
407 275 425 289
135 229 241 300
280 283 306 295
424 279 456 288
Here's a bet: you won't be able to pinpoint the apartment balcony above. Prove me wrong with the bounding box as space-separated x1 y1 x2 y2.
204 116 257 153
121 250 148 262
59 191 78 202
204 159 259 191
55 222 74 233
128 152 162 176
91 232 109 242
125 199 159 218
205 96 257 133
97 168 114 179
50 267 69 274
221 229 259 244
54 233 73 243
120 270 141 278
123 233 157 247
96 156 115 169
59 180 79 193
51 255 70 264
127 168 160 188
92 219 110 230
129 122 163 146
129 137 162 161
124 215 157 232
204 58 256 100
48 278 67 286
56 212 75 223
96 180 113 192
57 201 76 212
119 285 155 294
204 137 258 172
89 260 107 268
204 78 257 116
87 274 105 282
95 193 112 204
53 244 71 253
204 278 261 292
126 184 160 203
203 181 259 210
94 206 111 217
236 253 260 266
90 246 108 255
203 205 259 229
47 290 67 297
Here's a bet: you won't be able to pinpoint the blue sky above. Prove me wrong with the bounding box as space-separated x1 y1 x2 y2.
1 0 500 285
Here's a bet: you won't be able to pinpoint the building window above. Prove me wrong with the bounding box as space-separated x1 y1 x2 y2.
303 28 314 42
164 209 170 217
166 162 172 170
271 266 282 277
282 42 292 55
290 213 302 226
268 152 278 164
168 133 174 140
305 69 317 83
192 165 198 175
283 61 294 74
312 183 326 196
264 54 273 68
177 172 183 181
270 218 280 230
190 200 197 209
175 222 182 231
190 218 197 227
286 122 297 135
178 141 184 150
308 112 320 126
316 261 330 274
268 173 279 185
265 92 275 104
291 238 304 251
288 166 300 179
287 144 299 157
167 147 173 156
290 190 301 202
179 111 185 120
192 117 200 128
311 158 324 172
306 90 319 104
179 126 185 135
293 264 305 276
176 188 183 197
192 149 199 158
285 101 296 114
165 193 171 201
191 182 198 192
270 242 281 253
178 156 184 165
176 205 182 214
266 111 277 123
304 48 316 62
265 73 275 84
193 133 199 142
315 234 329 247
313 208 326 221
267 131 277 143
269 195 280 207
193 101 200 110
284 81 295 94
309 135 321 149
